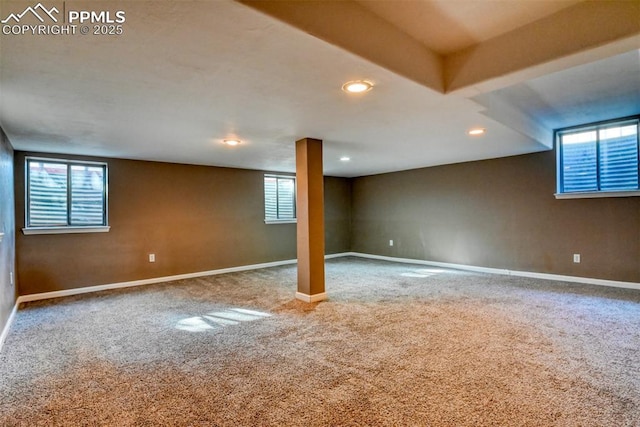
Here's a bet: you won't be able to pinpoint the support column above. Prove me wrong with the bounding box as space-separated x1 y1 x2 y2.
295 138 326 303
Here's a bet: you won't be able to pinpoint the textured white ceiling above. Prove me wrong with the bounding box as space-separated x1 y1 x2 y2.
0 0 637 177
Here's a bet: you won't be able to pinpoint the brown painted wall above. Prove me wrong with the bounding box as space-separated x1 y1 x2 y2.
325 176 352 254
15 153 351 295
352 150 640 283
0 129 17 335
14 146 638 297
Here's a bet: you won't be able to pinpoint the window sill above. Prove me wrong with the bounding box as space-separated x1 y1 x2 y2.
555 190 640 199
265 219 297 224
22 226 111 235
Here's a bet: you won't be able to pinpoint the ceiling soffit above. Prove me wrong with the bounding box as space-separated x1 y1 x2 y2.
238 0 640 95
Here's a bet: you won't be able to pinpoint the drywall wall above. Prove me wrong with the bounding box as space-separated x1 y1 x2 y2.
15 153 351 295
352 150 640 283
325 176 352 254
0 129 17 337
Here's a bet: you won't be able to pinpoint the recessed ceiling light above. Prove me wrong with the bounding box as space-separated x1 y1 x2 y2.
340 156 351 162
223 139 241 146
467 128 486 136
342 80 374 94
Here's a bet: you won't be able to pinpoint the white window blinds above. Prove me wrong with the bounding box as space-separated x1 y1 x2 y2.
558 119 639 194
264 175 296 222
27 158 107 228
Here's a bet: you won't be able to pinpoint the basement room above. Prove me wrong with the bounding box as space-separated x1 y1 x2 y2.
0 0 639 425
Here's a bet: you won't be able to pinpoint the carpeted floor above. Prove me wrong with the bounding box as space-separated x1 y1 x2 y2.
1 257 639 426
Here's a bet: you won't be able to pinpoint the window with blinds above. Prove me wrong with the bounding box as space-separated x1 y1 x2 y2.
558 117 639 195
264 174 296 222
26 158 108 228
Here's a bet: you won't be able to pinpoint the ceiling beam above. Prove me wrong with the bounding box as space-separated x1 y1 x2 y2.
236 0 444 93
445 1 640 95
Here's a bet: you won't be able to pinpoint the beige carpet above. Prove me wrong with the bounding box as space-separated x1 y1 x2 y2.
1 257 639 426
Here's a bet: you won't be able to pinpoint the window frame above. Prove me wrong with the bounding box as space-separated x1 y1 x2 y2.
264 174 297 224
555 116 640 199
23 156 110 235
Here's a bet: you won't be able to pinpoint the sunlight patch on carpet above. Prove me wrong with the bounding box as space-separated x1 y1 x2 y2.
175 308 272 332
401 268 451 278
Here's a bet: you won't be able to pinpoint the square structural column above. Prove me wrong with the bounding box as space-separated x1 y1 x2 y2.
295 138 327 303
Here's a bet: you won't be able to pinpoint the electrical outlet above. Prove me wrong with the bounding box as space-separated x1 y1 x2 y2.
389 240 394 247
149 253 156 263
573 254 581 263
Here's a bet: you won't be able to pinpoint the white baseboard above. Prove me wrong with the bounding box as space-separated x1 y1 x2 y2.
295 291 328 303
344 252 510 275
17 258 297 304
507 270 640 290
12 250 640 308
347 252 640 291
16 253 353 304
0 301 19 354
325 252 350 259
